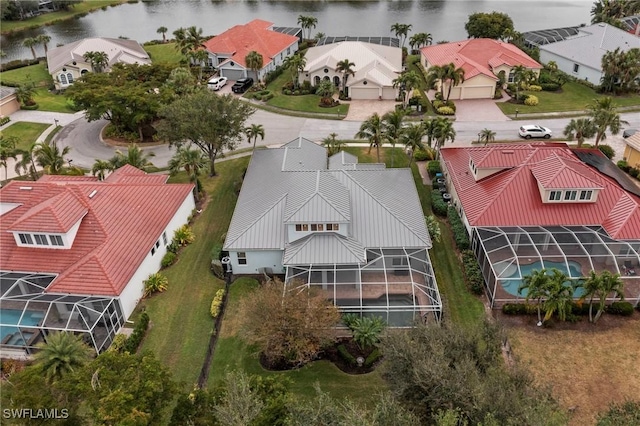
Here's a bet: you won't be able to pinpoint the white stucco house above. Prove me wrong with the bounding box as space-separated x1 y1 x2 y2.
0 166 195 354
223 138 442 325
539 23 640 83
46 37 151 90
299 41 402 100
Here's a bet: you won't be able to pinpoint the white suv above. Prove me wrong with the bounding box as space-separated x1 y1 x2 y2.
519 125 552 139
207 76 228 91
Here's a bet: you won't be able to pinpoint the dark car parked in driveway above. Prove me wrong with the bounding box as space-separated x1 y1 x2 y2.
231 78 254 94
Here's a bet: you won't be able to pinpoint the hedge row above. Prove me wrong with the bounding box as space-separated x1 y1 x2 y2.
447 205 470 250
461 250 484 295
0 58 41 73
427 160 441 175
431 189 448 217
123 312 150 353
210 289 225 319
0 117 10 126
502 301 634 317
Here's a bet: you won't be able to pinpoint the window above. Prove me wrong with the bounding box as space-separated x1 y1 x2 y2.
327 224 340 231
507 71 514 83
573 63 579 73
60 74 68 85
324 68 329 73
155 240 160 249
162 231 168 245
580 190 593 200
564 190 577 200
67 73 74 83
549 191 561 201
296 224 302 231
287 47 290 55
317 224 324 231
314 76 321 85
34 234 49 245
311 224 317 231
151 247 156 256
19 233 33 244
363 80 368 85
296 224 309 231
238 252 247 265
302 224 308 231
49 235 63 246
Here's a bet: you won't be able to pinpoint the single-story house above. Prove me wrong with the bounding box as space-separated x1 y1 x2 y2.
440 143 640 308
0 166 194 354
202 19 300 82
299 41 402 100
46 37 151 90
0 87 19 117
539 23 640 83
223 137 442 325
420 39 541 100
624 132 640 168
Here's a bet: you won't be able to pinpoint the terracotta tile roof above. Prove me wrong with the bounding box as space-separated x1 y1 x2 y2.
0 172 194 296
420 39 541 80
441 144 640 239
9 188 88 233
203 19 298 68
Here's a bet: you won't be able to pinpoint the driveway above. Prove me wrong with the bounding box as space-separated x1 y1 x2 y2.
344 100 398 121
454 99 510 122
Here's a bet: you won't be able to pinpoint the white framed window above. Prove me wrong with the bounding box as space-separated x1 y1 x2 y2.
549 191 561 201
34 234 49 245
326 224 340 231
67 73 74 83
564 190 577 201
238 252 247 265
296 224 302 231
295 224 309 231
162 231 168 245
49 235 63 246
579 190 593 200
151 247 156 256
507 71 515 83
19 233 33 244
59 73 68 85
573 63 579 73
155 240 160 249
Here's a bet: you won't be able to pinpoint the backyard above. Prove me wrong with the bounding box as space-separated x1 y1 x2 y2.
143 42 184 65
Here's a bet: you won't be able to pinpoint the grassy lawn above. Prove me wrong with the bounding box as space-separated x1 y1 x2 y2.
0 122 50 150
33 87 76 113
144 42 184 65
0 0 127 34
264 71 349 116
0 62 52 87
497 81 640 115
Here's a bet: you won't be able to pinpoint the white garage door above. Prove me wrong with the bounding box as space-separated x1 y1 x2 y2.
382 87 397 100
350 87 379 100
461 86 493 99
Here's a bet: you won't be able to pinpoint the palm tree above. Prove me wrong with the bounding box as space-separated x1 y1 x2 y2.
392 71 421 109
422 118 438 148
390 23 412 49
34 141 70 175
409 32 433 52
297 15 318 40
91 159 113 181
563 118 597 147
315 32 326 40
478 128 496 146
355 113 384 163
580 270 602 324
83 51 109 73
109 144 155 171
511 65 535 101
157 26 168 43
587 97 629 146
335 59 355 96
36 34 51 55
432 117 456 158
282 53 306 90
382 109 406 167
321 132 345 157
0 135 19 182
316 79 336 105
245 51 264 83
518 268 549 326
173 28 188 54
14 143 39 181
400 123 426 166
442 63 465 102
582 270 625 324
15 82 36 106
169 145 207 201
185 26 204 53
32 332 93 383
542 269 576 322
244 124 265 150
23 37 38 60
187 49 208 81
426 64 448 99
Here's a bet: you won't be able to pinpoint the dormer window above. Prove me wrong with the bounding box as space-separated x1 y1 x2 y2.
549 191 561 201
564 190 577 201
34 234 49 245
50 235 63 246
547 189 597 203
18 234 33 244
295 224 309 231
580 190 593 201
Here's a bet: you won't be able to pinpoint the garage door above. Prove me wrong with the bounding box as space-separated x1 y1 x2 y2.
382 87 397 100
350 87 379 100
221 69 246 81
461 86 493 99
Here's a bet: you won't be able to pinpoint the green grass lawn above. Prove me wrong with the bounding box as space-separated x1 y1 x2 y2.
0 62 52 87
33 87 76 113
264 71 349 116
0 122 50 150
497 81 640 115
144 42 184 65
0 0 127 34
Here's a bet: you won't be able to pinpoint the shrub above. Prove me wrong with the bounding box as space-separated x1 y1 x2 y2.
0 117 10 126
437 106 455 115
598 144 615 159
264 65 284 84
144 273 168 296
123 312 150 353
263 93 274 101
427 160 441 175
161 252 176 268
431 189 448 217
337 344 357 366
109 333 128 352
342 313 360 329
21 103 39 111
211 243 223 262
606 301 634 316
210 289 226 319
629 168 639 178
0 58 40 72
502 303 537 315
506 83 517 94
527 85 542 92
461 250 484 295
447 205 470 250
617 160 630 173
432 99 444 110
413 149 430 161
364 348 382 367
166 240 179 254
173 225 195 246
540 82 561 91
524 95 539 106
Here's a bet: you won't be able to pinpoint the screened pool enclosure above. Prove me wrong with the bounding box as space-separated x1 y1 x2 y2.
471 226 640 307
284 248 442 325
0 271 125 354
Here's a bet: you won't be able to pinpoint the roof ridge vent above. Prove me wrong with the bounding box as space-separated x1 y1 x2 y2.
19 186 33 190
501 150 515 154
88 190 98 199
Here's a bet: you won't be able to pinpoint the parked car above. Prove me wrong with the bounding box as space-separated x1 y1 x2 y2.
231 77 253 94
207 76 227 91
518 124 552 139
623 128 637 138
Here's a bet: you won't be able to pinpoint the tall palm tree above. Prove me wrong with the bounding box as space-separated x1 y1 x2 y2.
422 118 438 148
409 32 432 52
245 124 265 150
335 59 355 96
400 123 426 166
511 65 535 101
392 71 421 109
382 109 406 167
587 96 629 146
15 82 36 106
33 332 93 384
321 132 344 157
563 118 597 147
14 142 39 181
83 51 109 73
157 26 168 43
442 63 465 102
355 113 384 163
173 28 188 54
0 135 19 182
109 144 155 171
36 34 51 55
518 268 550 326
169 145 207 201
23 37 38 60
542 269 576 322
34 140 70 175
432 117 456 158
187 49 209 81
91 159 113 181
297 15 318 40
282 53 306 90
583 270 625 324
478 128 496 146
390 23 412 49
245 51 264 83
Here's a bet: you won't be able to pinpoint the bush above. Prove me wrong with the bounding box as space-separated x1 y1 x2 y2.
606 301 634 316
123 312 150 353
364 348 382 367
540 82 561 91
144 272 168 296
20 103 39 110
413 149 430 161
427 160 441 175
431 189 448 217
527 85 542 92
502 303 531 315
342 313 360 329
432 99 444 109
337 344 357 366
166 240 179 254
161 252 176 268
109 333 128 352
447 205 470 250
461 250 484 295
524 95 539 106
173 225 195 246
598 144 615 159
629 167 639 178
264 65 284 85
210 289 226 319
0 117 10 126
437 106 455 115
617 160 630 173
0 58 41 72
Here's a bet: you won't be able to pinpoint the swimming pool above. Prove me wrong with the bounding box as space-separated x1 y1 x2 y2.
0 309 44 345
500 260 585 297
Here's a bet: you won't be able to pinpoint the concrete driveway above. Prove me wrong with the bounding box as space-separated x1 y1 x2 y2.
454 99 510 122
344 99 398 121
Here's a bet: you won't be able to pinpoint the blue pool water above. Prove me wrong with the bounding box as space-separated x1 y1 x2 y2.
501 261 585 297
0 309 43 344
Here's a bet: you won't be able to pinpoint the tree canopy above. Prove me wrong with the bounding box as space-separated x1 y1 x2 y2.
465 12 515 40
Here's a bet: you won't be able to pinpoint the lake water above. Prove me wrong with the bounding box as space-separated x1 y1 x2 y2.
1 0 592 63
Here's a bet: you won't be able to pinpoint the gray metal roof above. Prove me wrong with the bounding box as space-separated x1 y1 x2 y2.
523 26 580 47
224 138 431 255
328 151 358 169
316 36 399 48
539 23 640 71
283 233 365 264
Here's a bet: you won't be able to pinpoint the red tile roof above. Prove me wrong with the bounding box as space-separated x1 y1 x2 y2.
420 39 541 80
0 171 194 296
202 19 298 68
9 188 88 233
441 144 640 239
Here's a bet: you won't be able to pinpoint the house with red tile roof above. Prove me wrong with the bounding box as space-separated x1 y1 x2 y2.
440 143 640 307
420 39 541 100
0 166 195 354
203 19 300 82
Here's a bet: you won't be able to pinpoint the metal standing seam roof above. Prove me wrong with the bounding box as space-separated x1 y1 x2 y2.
530 154 605 189
316 36 400 48
284 171 351 223
283 233 366 264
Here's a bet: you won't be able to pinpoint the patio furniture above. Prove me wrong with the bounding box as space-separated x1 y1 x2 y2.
623 261 636 276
